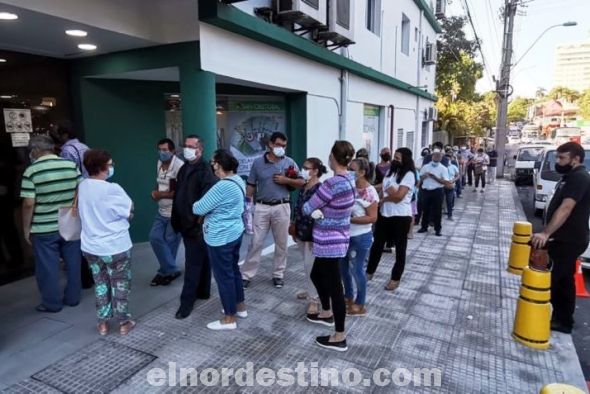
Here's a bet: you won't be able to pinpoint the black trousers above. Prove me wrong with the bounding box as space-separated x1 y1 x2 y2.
467 165 474 186
310 257 346 332
415 187 425 224
367 214 412 281
81 255 94 288
548 241 588 328
475 171 486 189
180 234 212 307
420 189 444 232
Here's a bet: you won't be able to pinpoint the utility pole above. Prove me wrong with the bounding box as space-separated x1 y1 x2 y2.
494 0 518 178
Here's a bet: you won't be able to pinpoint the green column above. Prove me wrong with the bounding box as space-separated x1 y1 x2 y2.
179 67 217 158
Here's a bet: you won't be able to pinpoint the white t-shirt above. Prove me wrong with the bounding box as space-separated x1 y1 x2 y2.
420 162 451 190
156 156 184 217
350 185 379 237
381 172 416 217
78 179 133 256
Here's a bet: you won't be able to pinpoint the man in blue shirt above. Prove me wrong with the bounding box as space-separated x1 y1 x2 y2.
444 152 460 221
417 152 452 236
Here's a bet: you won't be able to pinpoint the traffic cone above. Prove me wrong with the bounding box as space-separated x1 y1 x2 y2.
575 260 590 298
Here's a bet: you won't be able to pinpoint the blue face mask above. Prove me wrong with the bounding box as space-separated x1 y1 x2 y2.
431 161 440 167
107 166 114 179
159 151 174 162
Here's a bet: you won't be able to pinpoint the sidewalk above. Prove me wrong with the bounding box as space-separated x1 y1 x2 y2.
1 180 587 393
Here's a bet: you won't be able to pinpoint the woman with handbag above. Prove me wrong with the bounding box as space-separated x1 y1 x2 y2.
193 149 248 331
290 157 326 316
77 150 135 336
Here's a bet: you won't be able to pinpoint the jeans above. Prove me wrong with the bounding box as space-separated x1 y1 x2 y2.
207 236 244 316
444 188 455 218
367 215 412 281
180 234 211 307
548 241 588 328
84 250 132 323
420 188 444 232
149 214 181 275
31 232 81 311
340 232 373 305
311 257 346 332
455 179 462 197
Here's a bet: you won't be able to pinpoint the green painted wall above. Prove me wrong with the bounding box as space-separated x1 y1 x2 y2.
79 78 179 242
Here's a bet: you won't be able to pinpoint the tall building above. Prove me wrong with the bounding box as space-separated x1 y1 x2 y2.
553 39 590 92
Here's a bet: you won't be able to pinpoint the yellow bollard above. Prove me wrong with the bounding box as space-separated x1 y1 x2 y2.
512 266 551 350
507 221 532 275
540 383 586 394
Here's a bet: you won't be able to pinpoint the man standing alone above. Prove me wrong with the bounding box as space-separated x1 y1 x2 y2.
241 132 305 289
171 135 216 319
532 142 590 334
149 138 184 286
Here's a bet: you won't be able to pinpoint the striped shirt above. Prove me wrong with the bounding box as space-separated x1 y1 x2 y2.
20 155 81 234
303 174 355 258
193 175 245 247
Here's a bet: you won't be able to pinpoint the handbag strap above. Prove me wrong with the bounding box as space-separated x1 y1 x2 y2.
221 178 246 198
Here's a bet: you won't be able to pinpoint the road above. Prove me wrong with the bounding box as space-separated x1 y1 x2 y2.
516 184 590 382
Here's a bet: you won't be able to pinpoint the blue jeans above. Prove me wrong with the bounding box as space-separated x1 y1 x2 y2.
207 236 244 316
455 179 462 196
149 214 181 275
340 232 373 305
31 232 81 311
445 188 455 218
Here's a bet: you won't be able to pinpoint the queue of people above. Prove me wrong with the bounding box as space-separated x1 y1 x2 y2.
22 123 514 350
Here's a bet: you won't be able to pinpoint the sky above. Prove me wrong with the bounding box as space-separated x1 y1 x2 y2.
446 0 590 98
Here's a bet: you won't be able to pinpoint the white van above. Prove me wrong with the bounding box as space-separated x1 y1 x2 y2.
533 146 590 215
510 146 545 185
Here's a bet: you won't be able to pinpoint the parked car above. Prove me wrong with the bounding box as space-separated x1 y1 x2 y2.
510 145 545 185
533 146 590 216
543 190 590 270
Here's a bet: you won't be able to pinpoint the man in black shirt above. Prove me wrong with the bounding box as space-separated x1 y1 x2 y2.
486 147 498 185
532 142 590 333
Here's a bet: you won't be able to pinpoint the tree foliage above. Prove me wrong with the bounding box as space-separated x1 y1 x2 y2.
546 86 581 102
580 89 590 120
507 97 534 123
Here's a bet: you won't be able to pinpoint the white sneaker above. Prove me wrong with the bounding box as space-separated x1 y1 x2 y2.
207 320 237 330
221 309 248 318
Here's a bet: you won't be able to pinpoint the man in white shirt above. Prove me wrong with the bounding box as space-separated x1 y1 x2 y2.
417 152 452 236
149 138 184 286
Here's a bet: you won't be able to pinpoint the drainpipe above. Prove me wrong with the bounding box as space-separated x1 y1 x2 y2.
339 48 349 140
389 105 395 150
415 9 424 154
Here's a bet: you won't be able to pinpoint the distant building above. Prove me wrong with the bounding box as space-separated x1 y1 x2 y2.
553 39 590 92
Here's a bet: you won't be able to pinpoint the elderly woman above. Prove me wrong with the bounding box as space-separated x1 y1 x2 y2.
78 149 135 336
193 149 247 331
303 141 356 352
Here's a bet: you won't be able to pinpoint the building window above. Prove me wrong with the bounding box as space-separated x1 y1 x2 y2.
401 14 410 56
406 131 415 151
337 0 351 29
421 122 429 148
366 0 381 35
397 128 404 149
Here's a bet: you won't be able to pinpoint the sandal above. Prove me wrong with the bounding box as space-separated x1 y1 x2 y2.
97 322 109 336
296 291 308 300
385 280 400 291
119 320 136 335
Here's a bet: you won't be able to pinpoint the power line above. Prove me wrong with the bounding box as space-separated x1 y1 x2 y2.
460 0 495 85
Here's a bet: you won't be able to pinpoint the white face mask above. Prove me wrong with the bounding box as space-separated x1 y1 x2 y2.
183 147 197 161
433 148 441 153
301 169 311 181
273 147 285 157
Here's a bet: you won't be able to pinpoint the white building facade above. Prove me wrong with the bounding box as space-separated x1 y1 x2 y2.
553 39 590 93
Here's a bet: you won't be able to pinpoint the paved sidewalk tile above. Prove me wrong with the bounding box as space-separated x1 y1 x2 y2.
2 181 587 393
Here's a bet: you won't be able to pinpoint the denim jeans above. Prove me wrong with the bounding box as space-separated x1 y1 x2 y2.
149 214 181 275
207 236 244 316
444 188 455 218
340 232 373 305
31 232 81 311
455 179 462 197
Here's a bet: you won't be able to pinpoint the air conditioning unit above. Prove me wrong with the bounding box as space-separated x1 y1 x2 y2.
435 0 446 19
276 0 327 28
318 0 355 45
428 107 438 121
424 41 437 65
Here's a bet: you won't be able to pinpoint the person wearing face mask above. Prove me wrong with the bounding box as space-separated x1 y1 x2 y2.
531 142 590 334
417 151 452 236
77 149 135 335
148 138 184 287
170 135 217 319
242 132 305 289
414 147 431 227
422 142 450 168
374 147 392 189
472 148 490 193
20 135 82 314
366 148 416 290
290 158 327 316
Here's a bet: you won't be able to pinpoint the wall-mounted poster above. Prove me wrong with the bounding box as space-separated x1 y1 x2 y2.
10 132 30 147
363 105 380 161
4 109 33 133
223 100 286 177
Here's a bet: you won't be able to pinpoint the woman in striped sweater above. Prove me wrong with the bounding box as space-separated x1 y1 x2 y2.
303 141 356 352
193 149 247 331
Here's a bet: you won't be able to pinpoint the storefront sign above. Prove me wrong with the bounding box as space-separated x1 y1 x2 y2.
4 108 32 133
10 132 30 147
224 100 286 177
